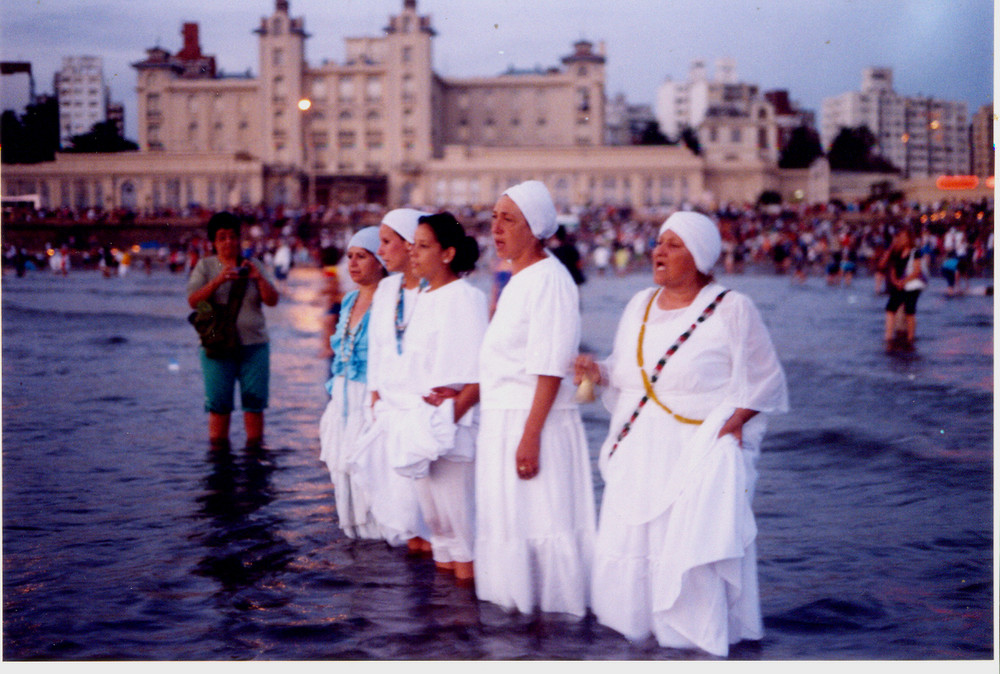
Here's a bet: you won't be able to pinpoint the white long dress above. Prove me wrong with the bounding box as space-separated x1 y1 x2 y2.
476 254 596 617
318 290 380 540
353 273 429 546
591 282 788 657
387 278 489 564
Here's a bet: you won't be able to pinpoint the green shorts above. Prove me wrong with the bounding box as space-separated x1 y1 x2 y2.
200 343 270 414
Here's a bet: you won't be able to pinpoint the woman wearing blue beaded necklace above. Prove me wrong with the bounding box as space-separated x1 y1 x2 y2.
319 226 386 540
358 208 433 554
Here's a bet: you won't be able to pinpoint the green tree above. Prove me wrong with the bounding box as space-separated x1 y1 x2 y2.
64 121 138 153
679 126 701 155
1 98 59 164
637 120 669 145
778 125 824 169
826 125 898 172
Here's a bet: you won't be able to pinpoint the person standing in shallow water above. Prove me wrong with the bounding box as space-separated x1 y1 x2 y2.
474 180 596 616
318 226 386 540
187 211 279 450
391 212 488 583
574 211 788 658
356 208 433 553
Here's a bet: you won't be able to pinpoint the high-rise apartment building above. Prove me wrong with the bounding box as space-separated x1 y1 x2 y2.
654 58 756 137
54 56 108 148
652 58 783 166
820 67 969 179
970 103 994 179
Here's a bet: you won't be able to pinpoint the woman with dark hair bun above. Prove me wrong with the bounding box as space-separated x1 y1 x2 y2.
383 211 488 583
417 212 480 275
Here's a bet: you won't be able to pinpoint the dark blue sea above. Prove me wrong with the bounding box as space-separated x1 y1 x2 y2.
2 262 994 661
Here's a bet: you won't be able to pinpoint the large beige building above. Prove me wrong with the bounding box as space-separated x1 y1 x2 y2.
8 0 977 215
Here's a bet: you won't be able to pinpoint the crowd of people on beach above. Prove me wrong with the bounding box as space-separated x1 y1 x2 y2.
4 195 992 292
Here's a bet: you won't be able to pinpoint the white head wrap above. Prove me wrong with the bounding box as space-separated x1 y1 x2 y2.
381 208 431 244
658 211 721 274
502 180 558 240
348 226 385 269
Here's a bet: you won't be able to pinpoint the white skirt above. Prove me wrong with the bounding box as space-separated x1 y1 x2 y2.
474 407 596 617
352 400 430 546
318 377 381 540
413 446 476 564
591 431 762 657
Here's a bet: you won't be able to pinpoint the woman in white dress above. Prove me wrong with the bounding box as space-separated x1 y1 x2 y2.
355 208 432 552
318 227 386 540
574 211 788 657
475 180 596 617
391 212 488 583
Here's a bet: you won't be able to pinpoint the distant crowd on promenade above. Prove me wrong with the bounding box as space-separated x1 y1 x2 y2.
3 197 993 290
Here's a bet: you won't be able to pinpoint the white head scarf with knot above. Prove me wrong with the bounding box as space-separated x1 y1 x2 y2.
658 211 722 274
502 180 558 240
348 226 386 269
381 208 431 244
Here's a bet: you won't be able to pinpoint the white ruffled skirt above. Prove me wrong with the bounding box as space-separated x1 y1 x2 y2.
474 407 596 617
318 377 381 540
591 424 763 657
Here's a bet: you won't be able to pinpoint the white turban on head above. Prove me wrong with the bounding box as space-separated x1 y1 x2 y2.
502 180 558 240
659 211 722 274
348 226 385 269
381 207 431 244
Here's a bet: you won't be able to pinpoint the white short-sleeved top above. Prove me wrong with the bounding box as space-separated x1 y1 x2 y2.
402 278 488 395
479 253 580 410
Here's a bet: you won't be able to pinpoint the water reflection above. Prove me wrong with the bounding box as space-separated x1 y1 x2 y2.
193 446 294 592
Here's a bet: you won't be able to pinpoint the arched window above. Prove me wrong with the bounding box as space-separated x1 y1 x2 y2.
121 181 136 210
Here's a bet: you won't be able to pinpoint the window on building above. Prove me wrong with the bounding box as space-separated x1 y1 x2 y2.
402 46 413 63
731 128 741 143
339 77 354 101
273 49 283 66
338 131 356 148
366 76 382 101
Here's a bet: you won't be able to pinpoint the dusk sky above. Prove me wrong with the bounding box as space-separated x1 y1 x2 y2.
1 0 994 140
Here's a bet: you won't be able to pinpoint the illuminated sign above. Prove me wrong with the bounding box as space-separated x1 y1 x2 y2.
935 175 980 190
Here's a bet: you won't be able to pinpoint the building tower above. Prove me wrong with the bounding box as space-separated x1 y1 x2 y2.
256 0 309 203
382 0 436 203
560 40 607 146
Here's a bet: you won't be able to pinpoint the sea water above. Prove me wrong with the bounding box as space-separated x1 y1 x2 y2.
2 264 992 660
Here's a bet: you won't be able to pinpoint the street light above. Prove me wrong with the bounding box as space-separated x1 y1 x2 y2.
298 98 314 209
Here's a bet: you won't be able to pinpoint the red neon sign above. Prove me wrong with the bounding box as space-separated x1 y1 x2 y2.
936 175 980 190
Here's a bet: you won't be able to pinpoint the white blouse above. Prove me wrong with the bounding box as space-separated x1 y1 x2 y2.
479 254 580 411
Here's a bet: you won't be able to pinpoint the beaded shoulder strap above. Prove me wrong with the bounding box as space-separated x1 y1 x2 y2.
609 288 729 457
